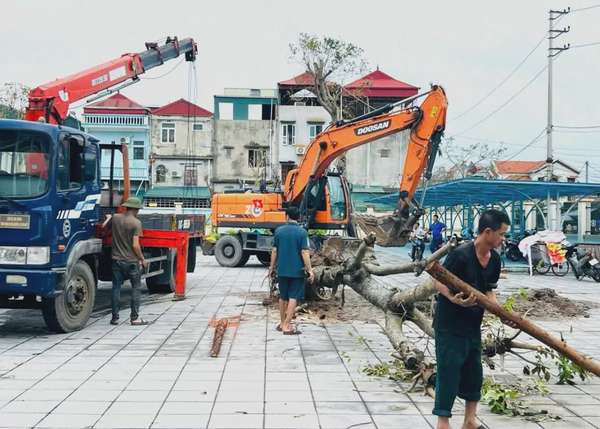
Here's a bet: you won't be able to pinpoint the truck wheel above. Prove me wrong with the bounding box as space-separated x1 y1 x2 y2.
215 236 246 267
257 253 271 266
42 260 95 333
147 249 176 294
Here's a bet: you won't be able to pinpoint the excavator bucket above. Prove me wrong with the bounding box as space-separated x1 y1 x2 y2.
353 210 421 247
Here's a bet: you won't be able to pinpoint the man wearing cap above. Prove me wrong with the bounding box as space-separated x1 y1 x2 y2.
103 197 148 326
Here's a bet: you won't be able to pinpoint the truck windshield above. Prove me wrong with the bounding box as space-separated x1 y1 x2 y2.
0 130 50 199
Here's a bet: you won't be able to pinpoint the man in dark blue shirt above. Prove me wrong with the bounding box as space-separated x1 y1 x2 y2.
269 207 314 335
429 214 447 253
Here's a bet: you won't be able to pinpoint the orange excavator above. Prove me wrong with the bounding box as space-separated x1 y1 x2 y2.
210 85 448 267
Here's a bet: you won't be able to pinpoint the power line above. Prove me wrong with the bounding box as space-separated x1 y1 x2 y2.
571 4 600 12
451 34 546 121
555 124 600 129
571 40 600 49
503 128 547 161
451 65 548 137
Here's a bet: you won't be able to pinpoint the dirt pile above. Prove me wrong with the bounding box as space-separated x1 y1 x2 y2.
509 288 596 319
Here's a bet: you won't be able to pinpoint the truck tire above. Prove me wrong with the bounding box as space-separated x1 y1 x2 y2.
257 252 271 266
215 236 246 267
42 260 96 333
147 249 176 294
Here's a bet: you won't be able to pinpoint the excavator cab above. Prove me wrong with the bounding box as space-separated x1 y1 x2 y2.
301 173 352 231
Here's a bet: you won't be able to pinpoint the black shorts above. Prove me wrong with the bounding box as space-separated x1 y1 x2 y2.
278 277 305 301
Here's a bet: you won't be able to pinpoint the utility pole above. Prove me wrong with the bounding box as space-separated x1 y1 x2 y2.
585 161 589 183
546 8 570 182
546 8 570 231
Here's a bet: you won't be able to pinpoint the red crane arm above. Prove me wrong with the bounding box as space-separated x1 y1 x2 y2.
25 37 197 124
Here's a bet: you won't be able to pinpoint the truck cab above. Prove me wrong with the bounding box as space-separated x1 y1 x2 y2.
0 119 102 331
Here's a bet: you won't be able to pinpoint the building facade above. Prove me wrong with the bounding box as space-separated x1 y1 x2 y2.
149 98 213 188
212 88 277 192
82 93 150 193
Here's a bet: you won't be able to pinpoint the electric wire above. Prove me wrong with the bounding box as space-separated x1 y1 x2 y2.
571 4 600 12
451 65 548 137
140 58 185 80
451 34 547 121
570 41 600 49
503 128 547 161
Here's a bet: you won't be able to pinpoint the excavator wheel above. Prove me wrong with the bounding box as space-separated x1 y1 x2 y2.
215 235 247 267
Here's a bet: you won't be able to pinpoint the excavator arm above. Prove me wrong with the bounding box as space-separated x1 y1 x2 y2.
25 37 197 124
284 85 447 246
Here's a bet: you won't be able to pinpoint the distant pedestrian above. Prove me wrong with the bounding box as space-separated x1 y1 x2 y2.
429 214 447 253
432 209 518 429
268 207 314 335
103 197 149 326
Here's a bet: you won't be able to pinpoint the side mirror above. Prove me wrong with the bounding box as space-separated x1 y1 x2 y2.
68 134 85 147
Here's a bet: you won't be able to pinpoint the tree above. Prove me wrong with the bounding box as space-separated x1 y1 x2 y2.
438 137 507 181
289 33 368 121
0 82 29 119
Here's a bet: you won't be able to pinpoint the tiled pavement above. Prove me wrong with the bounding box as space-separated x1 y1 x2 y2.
1 252 600 428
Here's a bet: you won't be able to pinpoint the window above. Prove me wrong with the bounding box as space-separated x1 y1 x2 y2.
380 149 390 158
248 104 262 120
248 149 267 168
281 123 295 145
567 177 576 183
184 166 197 186
57 135 83 191
84 144 97 182
156 165 167 183
161 123 175 143
192 123 203 131
249 88 261 97
219 102 233 120
0 130 50 198
133 140 144 160
308 123 324 141
326 176 346 220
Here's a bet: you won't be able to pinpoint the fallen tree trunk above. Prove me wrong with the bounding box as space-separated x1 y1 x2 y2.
426 261 600 377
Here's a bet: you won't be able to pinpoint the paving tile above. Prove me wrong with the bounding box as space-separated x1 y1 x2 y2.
0 412 45 428
264 413 320 428
538 417 595 428
94 413 154 429
370 414 431 429
567 405 600 417
107 401 162 415
265 390 313 402
315 401 368 415
550 394 600 405
53 400 111 414
265 401 316 414
151 414 210 429
119 390 170 402
212 401 263 414
319 414 374 429
207 413 263 429
365 401 421 415
68 389 121 402
0 399 59 413
160 401 213 414
36 413 100 428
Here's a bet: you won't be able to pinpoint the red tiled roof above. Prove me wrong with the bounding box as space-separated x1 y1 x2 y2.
278 71 315 87
343 69 419 98
494 160 546 175
84 93 148 115
151 98 212 117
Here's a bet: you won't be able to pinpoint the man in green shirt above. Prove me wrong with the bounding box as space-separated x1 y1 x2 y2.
103 197 148 326
433 209 516 429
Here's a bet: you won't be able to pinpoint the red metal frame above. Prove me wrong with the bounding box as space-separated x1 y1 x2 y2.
98 227 189 298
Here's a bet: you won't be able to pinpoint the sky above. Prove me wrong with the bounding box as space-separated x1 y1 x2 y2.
2 0 599 180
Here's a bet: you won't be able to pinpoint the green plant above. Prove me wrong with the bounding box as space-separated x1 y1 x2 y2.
481 378 522 415
556 355 589 385
503 295 516 312
362 360 411 382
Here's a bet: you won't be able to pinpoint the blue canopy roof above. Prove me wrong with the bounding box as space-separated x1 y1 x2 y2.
369 178 600 207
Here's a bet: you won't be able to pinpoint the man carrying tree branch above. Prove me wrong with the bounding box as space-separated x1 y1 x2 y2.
433 209 517 429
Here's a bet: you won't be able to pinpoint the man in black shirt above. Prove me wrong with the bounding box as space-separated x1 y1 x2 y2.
433 209 516 429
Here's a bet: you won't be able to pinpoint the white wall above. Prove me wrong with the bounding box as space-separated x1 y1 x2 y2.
277 105 331 164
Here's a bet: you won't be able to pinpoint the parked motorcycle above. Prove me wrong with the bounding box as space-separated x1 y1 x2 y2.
564 244 600 282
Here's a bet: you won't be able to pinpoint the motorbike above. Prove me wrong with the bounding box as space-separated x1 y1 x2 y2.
505 228 537 261
410 237 426 261
564 244 600 282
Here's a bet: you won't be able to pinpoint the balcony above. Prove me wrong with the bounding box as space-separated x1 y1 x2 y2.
101 166 148 181
83 114 148 128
